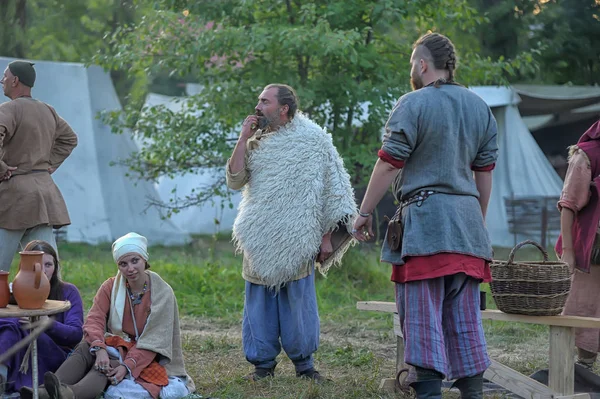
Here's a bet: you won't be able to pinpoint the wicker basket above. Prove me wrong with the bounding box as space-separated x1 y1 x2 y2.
490 240 572 316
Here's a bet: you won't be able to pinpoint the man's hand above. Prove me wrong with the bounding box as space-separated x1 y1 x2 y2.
0 166 17 181
241 115 259 140
561 249 576 274
48 167 56 174
318 233 333 262
352 215 373 241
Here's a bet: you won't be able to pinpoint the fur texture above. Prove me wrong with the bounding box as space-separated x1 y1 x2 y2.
232 113 357 288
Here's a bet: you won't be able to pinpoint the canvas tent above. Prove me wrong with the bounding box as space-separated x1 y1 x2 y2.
140 91 240 235
0 57 190 245
470 86 564 248
515 85 600 161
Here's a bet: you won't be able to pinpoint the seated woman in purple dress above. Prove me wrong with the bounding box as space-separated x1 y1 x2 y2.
0 240 84 396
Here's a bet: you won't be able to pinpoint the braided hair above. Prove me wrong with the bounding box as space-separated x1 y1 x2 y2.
413 33 459 87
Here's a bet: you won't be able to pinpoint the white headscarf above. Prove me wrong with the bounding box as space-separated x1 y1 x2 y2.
108 232 150 338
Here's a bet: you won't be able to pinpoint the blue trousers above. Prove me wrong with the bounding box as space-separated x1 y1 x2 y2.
242 272 319 373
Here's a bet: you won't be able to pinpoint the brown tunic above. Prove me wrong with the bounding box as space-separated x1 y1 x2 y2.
0 97 77 229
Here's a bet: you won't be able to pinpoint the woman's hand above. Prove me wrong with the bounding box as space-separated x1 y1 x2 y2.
561 249 577 274
106 365 128 385
94 348 110 374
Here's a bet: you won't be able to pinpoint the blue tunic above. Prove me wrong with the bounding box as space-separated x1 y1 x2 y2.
380 84 498 265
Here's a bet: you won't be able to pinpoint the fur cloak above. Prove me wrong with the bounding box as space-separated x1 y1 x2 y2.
232 112 357 288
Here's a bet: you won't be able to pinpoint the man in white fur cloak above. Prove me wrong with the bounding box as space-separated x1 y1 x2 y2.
226 83 357 382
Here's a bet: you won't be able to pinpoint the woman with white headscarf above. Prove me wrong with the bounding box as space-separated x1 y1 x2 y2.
21 232 195 399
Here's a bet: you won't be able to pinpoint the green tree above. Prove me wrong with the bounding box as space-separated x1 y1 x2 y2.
98 0 535 213
468 0 600 85
0 0 28 58
530 0 600 85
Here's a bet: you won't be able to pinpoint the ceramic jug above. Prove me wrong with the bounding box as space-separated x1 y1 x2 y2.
12 251 50 309
0 271 9 308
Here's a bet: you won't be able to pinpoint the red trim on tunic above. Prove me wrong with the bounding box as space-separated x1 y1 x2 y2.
378 149 405 169
391 253 492 283
471 163 495 172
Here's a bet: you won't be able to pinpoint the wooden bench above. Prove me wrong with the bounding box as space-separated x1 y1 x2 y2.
357 301 600 399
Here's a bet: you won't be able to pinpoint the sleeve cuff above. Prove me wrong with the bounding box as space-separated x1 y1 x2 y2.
471 163 495 172
378 149 405 169
89 340 106 351
124 357 137 373
226 159 245 177
557 199 579 213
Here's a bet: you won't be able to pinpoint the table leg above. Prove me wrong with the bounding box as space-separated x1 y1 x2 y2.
549 325 575 395
31 315 39 399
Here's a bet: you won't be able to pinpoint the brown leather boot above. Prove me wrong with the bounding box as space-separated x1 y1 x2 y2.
19 385 51 399
43 372 75 399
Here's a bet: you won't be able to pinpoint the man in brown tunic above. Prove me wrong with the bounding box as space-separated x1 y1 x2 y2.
0 60 77 272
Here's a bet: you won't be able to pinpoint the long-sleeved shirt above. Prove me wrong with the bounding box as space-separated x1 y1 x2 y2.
0 97 77 229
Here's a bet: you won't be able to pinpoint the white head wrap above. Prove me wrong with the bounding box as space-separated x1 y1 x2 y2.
109 232 149 339
111 232 149 263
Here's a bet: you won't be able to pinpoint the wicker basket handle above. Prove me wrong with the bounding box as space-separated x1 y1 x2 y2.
507 240 549 264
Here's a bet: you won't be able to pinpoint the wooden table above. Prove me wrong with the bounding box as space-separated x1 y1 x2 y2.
0 300 71 399
357 300 600 399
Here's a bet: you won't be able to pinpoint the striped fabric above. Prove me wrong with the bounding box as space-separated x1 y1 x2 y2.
395 273 490 379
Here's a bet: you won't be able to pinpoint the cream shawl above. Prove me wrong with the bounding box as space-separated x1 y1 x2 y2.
232 112 357 288
108 270 195 392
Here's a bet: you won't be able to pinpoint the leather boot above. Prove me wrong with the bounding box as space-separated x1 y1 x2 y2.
452 372 484 399
409 379 443 399
19 385 51 399
44 372 75 399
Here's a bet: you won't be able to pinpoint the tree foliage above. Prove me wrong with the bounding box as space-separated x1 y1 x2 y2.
469 0 600 85
97 0 534 213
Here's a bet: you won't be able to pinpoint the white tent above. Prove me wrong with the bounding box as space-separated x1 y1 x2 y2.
141 92 240 235
0 57 190 245
470 86 564 247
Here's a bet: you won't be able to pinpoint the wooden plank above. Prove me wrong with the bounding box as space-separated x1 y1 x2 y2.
556 394 591 399
549 325 575 395
357 301 396 313
481 309 600 329
483 359 556 399
357 302 600 328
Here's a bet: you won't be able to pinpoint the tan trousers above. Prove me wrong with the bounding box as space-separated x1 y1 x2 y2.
53 341 117 399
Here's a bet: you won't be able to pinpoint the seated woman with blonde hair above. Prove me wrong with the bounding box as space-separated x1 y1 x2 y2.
21 232 195 399
0 240 84 396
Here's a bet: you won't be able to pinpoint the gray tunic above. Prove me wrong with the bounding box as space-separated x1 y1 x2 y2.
380 84 498 265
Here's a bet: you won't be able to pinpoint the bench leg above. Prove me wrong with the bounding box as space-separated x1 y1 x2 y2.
549 325 575 395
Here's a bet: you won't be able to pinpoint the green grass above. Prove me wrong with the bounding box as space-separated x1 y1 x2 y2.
6 238 563 398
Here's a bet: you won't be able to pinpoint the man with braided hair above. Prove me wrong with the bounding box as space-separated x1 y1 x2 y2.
353 33 498 398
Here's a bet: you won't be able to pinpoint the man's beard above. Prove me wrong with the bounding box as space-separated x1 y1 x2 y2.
256 109 282 130
410 75 423 91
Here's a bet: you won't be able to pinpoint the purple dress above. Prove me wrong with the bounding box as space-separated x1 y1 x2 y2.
0 282 84 393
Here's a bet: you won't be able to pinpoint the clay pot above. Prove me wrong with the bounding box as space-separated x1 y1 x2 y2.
12 251 50 309
0 271 9 308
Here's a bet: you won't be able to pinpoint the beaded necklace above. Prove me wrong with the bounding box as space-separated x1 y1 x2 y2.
126 279 147 305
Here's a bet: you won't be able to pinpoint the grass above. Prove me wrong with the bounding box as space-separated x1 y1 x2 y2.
6 237 567 398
